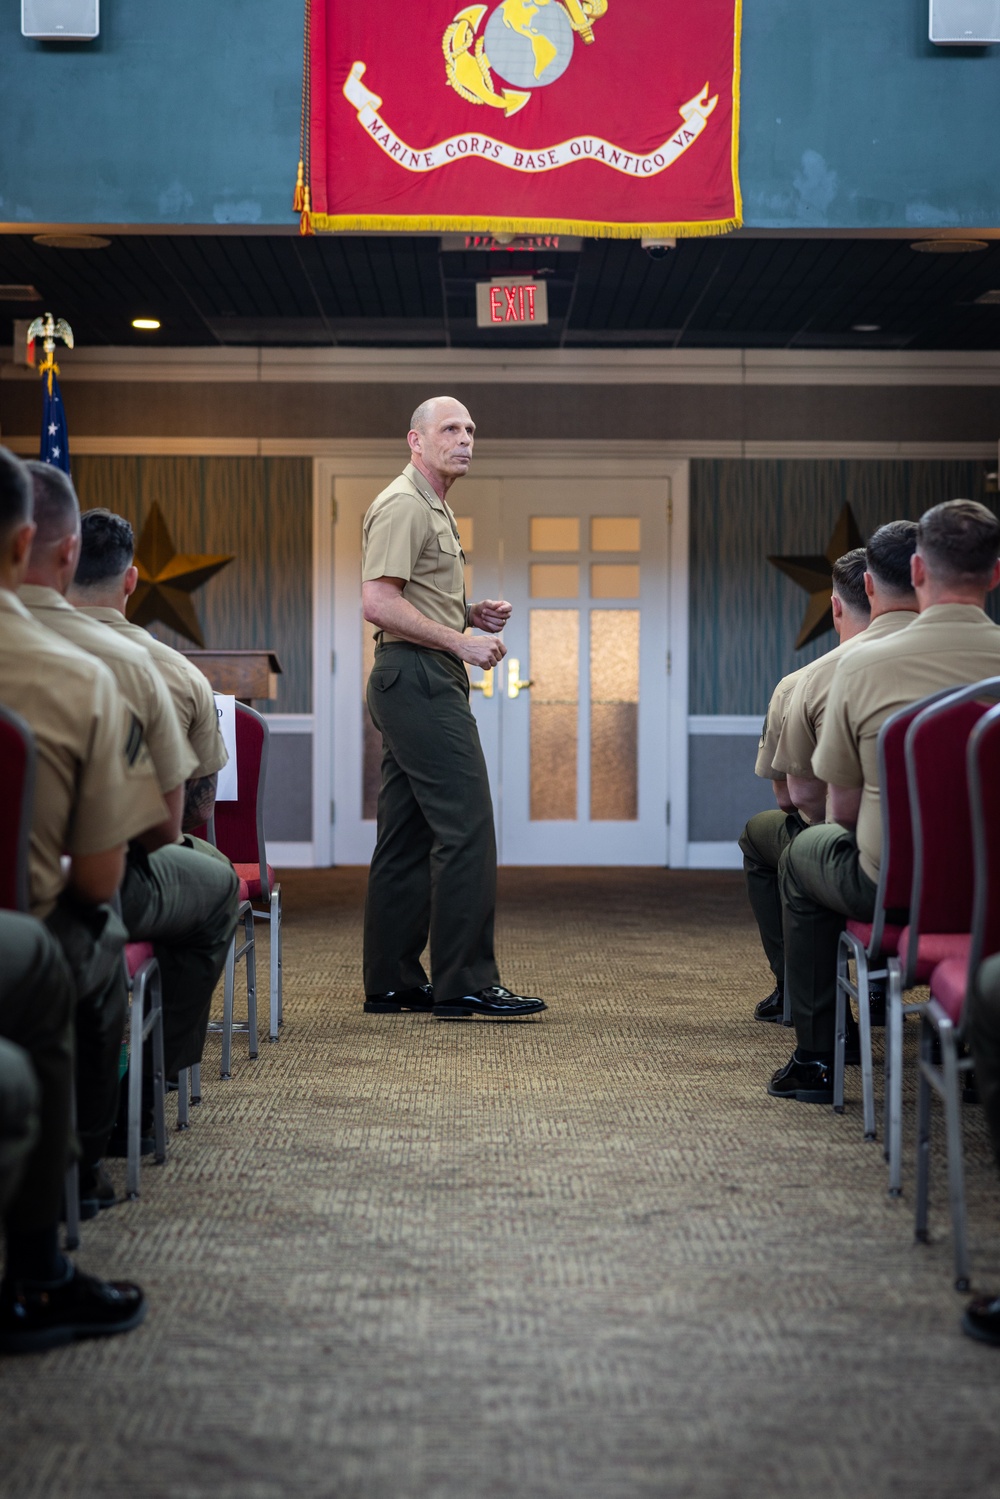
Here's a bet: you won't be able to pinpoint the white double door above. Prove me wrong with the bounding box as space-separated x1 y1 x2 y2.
329 452 684 866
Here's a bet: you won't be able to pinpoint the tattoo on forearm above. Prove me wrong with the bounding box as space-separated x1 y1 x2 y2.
182 773 218 833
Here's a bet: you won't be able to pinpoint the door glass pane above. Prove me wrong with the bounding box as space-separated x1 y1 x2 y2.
362 624 380 820
591 517 641 551
531 563 579 598
591 563 640 599
529 609 578 821
531 516 580 552
590 610 639 821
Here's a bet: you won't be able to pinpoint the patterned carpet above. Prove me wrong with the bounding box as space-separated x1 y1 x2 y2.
3 868 1000 1499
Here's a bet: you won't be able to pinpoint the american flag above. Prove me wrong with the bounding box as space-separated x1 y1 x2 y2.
39 369 70 473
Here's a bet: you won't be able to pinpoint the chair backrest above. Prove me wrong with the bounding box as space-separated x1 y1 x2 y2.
211 702 270 898
0 705 36 912
967 701 1000 976
867 689 956 955
903 677 1000 985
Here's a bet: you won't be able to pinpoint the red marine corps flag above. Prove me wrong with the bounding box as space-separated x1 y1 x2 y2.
295 0 742 237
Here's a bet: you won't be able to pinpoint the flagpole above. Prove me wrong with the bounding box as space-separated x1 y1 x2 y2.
25 313 74 475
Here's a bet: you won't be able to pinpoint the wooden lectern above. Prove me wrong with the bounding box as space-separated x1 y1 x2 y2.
182 650 283 705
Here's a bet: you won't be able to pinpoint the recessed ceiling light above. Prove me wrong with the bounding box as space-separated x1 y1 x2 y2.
0 285 42 302
33 233 111 250
910 239 989 254
132 318 161 331
852 323 881 332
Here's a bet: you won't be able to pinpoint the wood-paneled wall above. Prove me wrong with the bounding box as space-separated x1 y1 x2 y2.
690 459 998 715
72 457 313 713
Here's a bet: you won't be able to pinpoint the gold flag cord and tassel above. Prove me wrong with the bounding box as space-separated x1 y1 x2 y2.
295 0 315 234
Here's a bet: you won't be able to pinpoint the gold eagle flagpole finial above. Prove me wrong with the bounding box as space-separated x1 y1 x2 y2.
26 313 74 396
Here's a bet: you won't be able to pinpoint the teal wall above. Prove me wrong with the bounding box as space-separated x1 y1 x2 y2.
71 456 314 713
2 1 1000 230
689 460 1000 716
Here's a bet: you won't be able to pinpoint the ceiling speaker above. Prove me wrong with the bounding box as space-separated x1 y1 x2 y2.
930 0 1000 42
21 0 99 40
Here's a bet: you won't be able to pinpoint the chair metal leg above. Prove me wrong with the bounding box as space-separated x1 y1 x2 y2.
220 932 236 1079
858 978 876 1140
190 1063 201 1105
276 885 283 1026
833 980 848 1115
126 975 146 1199
914 1018 934 1243
63 1161 80 1252
940 1021 971 1292
150 971 167 1167
245 906 258 1059
887 960 905 1196
176 1068 190 1130
63 1079 80 1251
269 885 281 1040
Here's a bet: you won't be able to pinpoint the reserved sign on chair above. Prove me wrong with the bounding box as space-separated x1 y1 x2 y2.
214 694 238 802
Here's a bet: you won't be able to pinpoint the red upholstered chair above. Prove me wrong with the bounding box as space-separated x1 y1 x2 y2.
832 691 954 1146
911 697 1000 1290
885 680 1000 1220
209 703 282 1077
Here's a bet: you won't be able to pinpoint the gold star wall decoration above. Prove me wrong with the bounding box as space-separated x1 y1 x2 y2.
768 502 864 649
127 502 234 648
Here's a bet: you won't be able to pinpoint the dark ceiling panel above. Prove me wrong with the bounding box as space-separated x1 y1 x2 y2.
4 231 1000 353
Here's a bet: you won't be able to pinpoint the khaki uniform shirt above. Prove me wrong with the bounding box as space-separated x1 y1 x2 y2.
0 590 166 918
75 607 229 779
362 462 467 641
773 612 917 779
814 604 1000 882
755 653 831 781
20 585 196 795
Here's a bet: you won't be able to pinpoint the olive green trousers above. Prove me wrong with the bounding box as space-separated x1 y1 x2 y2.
363 643 501 1004
0 911 75 1230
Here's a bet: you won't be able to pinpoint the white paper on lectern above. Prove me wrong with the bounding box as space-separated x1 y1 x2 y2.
214 694 238 802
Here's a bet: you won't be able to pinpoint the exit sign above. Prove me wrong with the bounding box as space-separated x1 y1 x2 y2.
476 278 549 328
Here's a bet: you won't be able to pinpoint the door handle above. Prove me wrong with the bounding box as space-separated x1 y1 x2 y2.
470 668 494 698
507 658 534 698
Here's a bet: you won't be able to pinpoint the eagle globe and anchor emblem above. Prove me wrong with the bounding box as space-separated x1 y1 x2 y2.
443 0 609 116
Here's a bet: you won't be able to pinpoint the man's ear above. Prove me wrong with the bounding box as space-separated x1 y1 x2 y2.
863 571 875 600
831 592 843 620
406 428 421 457
123 564 139 599
911 552 927 590
11 520 36 569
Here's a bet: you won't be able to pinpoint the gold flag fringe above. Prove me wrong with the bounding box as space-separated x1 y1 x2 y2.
307 214 742 239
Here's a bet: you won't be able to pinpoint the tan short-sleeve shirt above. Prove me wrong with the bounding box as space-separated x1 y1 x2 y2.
813 604 1000 882
74 607 229 779
773 612 917 779
754 653 836 780
20 585 197 795
0 590 167 917
362 463 467 641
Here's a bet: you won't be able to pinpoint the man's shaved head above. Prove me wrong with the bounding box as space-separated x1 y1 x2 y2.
25 462 80 546
409 395 468 434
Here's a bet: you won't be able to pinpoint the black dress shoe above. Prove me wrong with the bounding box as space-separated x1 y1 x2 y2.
867 984 887 1028
433 986 547 1020
753 987 786 1024
364 984 434 1013
767 1054 834 1104
0 1264 147 1354
962 1293 1000 1346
